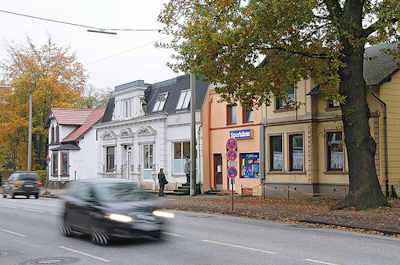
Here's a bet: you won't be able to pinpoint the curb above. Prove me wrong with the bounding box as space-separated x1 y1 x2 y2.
297 218 400 236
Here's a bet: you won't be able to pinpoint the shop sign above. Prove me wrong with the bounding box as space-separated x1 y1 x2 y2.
230 129 253 140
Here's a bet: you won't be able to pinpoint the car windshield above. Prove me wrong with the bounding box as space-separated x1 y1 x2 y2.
94 182 150 202
18 174 39 181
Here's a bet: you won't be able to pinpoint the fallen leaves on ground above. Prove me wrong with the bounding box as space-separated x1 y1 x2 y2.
162 196 400 237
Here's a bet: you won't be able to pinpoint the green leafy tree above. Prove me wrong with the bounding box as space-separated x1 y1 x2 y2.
159 0 400 209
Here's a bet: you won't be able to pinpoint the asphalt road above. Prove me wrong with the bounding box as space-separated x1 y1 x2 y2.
0 196 399 265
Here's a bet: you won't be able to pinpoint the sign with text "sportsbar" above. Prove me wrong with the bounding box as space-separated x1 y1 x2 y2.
230 129 253 140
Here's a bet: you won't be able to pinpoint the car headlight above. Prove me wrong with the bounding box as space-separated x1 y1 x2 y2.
152 210 175 219
105 213 133 223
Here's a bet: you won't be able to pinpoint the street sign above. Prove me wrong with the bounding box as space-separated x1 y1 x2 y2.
227 150 237 161
227 167 238 178
226 138 238 151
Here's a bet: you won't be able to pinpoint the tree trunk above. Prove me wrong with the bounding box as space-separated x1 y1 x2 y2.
334 46 389 210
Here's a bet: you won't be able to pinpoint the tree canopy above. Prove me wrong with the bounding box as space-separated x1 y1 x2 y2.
0 38 87 170
159 0 400 209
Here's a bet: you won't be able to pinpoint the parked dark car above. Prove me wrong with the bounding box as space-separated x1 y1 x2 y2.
2 171 40 199
60 178 174 245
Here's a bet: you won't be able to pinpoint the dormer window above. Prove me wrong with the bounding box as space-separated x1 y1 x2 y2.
176 90 191 110
123 98 133 118
153 92 168 112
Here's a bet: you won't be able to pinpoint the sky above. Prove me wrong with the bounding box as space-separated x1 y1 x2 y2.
0 0 177 91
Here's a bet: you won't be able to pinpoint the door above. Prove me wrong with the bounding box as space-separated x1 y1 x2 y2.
214 154 223 190
66 183 91 232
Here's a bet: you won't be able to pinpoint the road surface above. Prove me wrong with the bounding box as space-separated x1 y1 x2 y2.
0 196 399 265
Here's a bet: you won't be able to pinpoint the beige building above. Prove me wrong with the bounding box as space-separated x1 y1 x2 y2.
263 43 400 197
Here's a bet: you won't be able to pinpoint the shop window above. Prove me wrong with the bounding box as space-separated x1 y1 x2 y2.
173 142 190 174
61 152 69 176
276 83 295 110
243 109 255 123
289 134 304 171
106 146 115 172
327 132 344 171
240 153 259 178
176 90 191 110
52 152 58 176
270 135 283 171
153 92 168 112
227 105 237 125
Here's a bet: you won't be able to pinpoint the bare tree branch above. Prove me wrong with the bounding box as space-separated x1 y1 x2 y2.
323 0 343 22
265 46 331 59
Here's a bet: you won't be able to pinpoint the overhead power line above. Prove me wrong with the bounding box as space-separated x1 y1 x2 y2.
0 9 159 32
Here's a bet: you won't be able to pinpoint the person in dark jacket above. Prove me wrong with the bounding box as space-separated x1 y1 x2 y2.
157 168 168 197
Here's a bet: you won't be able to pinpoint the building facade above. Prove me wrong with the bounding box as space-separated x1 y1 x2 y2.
96 75 209 191
263 43 400 197
45 108 105 186
202 89 263 195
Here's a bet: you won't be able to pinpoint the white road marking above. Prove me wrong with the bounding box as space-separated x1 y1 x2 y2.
164 232 185 238
59 246 110 263
305 258 342 265
0 228 27 237
201 240 276 254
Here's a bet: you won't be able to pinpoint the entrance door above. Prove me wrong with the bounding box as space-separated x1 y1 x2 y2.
214 154 223 190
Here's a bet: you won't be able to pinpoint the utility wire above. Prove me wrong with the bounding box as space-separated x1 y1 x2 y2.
87 36 171 65
0 9 159 32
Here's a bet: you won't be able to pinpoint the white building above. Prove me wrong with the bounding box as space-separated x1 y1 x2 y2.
96 75 209 191
45 108 105 187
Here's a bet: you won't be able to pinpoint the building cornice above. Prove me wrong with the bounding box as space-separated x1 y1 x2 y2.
95 114 167 129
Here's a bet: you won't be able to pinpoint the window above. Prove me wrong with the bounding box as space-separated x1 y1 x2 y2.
289 134 304 171
56 125 59 144
240 153 259 178
61 152 69 176
122 98 133 118
276 83 295 110
243 109 255 123
52 152 58 176
270 135 283 171
153 92 168 112
176 90 191 110
143 144 154 169
327 132 344 171
328 99 340 109
51 126 55 144
106 146 115 172
227 105 237 125
173 142 190 174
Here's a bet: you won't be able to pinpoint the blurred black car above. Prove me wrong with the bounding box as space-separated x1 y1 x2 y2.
60 178 174 245
2 171 40 199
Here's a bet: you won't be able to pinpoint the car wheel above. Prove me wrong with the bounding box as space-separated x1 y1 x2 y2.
35 194 39 199
60 222 73 237
153 231 164 240
90 227 110 246
10 193 15 199
26 195 30 199
2 193 6 198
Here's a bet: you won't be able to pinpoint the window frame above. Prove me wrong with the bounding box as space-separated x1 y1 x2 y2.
52 152 58 177
269 134 283 171
326 131 345 172
60 152 69 176
227 105 238 125
288 133 304 172
106 146 115 172
172 141 190 175
327 99 340 110
176 90 191 110
143 144 154 170
51 126 55 144
275 83 296 110
152 92 168 112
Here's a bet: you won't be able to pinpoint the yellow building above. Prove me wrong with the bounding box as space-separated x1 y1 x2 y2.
263 43 400 198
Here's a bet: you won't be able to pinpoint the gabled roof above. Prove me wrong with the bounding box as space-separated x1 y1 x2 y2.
63 108 105 143
50 108 94 126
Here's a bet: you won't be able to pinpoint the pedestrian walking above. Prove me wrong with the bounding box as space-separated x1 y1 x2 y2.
157 168 168 197
184 156 191 185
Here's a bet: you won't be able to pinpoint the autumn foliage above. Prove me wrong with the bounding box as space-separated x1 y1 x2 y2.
0 38 87 170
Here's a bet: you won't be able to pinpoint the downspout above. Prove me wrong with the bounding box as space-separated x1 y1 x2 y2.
370 89 389 197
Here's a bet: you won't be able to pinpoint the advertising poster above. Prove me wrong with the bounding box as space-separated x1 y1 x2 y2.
240 153 259 178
